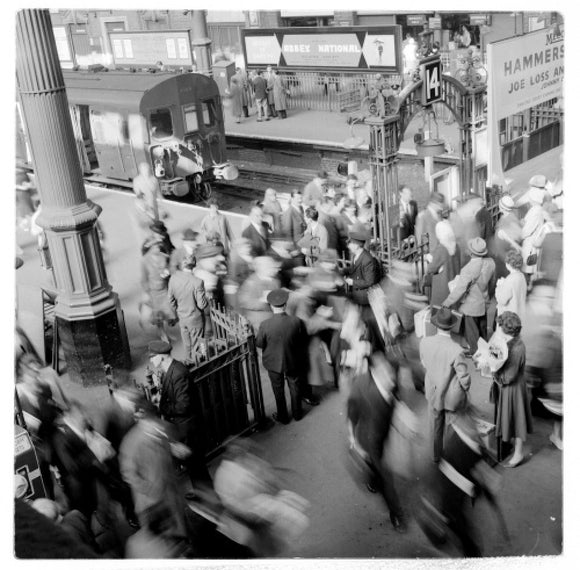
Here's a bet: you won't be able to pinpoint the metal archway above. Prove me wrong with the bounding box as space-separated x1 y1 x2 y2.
366 73 487 261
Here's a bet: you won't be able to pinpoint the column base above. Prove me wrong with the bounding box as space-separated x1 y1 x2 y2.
56 301 132 387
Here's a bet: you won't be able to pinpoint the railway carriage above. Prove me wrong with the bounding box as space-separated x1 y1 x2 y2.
17 69 238 199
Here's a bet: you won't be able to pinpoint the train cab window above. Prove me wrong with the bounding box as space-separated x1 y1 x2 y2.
149 108 173 139
202 100 216 127
183 104 199 133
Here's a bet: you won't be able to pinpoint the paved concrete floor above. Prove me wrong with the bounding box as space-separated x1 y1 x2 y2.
14 185 564 559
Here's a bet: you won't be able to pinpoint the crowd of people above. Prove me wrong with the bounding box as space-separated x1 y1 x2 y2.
15 160 563 558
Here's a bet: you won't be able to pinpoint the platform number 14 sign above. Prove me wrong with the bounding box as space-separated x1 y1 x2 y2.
421 56 442 106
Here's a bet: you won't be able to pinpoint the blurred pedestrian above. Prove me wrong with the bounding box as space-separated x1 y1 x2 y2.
398 185 418 241
298 206 329 262
170 228 200 274
226 75 244 123
238 256 282 331
224 238 253 309
233 67 251 118
303 171 328 207
521 185 548 287
132 162 164 243
256 289 309 424
142 220 175 256
419 307 471 463
490 195 522 279
347 351 406 532
140 233 175 344
317 196 340 254
168 258 209 363
119 398 190 537
262 188 283 233
16 167 36 231
193 243 226 308
147 341 213 489
423 220 461 306
415 192 445 251
495 249 527 318
442 237 496 356
242 202 271 257
491 311 533 467
200 198 234 255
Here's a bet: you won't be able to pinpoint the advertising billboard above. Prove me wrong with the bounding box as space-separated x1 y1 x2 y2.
242 26 402 72
487 25 564 186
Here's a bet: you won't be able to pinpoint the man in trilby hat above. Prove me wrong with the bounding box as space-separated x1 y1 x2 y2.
419 307 471 463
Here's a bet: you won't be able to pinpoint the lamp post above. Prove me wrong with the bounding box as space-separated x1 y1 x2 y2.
16 9 131 386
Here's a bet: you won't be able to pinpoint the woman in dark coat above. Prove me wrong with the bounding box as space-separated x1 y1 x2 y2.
424 220 461 306
492 311 533 467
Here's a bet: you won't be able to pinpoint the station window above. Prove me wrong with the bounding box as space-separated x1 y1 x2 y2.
202 100 216 127
183 104 199 133
149 108 173 139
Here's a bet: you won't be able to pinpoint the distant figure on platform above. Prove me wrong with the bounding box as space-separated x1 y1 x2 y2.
168 259 208 363
265 66 278 118
233 67 251 118
200 197 234 255
521 184 548 286
272 68 288 119
303 171 328 207
490 195 522 279
459 25 472 48
256 289 309 424
398 185 418 242
252 70 269 122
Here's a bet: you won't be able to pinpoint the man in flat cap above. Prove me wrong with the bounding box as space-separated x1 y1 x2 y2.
147 341 212 492
256 289 309 424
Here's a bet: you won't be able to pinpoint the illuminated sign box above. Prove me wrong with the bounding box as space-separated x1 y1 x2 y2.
242 26 402 72
407 15 427 26
470 14 492 26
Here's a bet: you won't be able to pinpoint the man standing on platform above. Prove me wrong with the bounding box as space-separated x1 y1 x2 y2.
282 191 307 250
168 259 208 364
252 70 269 122
398 185 418 241
242 202 271 257
419 307 471 463
256 289 309 424
266 65 278 118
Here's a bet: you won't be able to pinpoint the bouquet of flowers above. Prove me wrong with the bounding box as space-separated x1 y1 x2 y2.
474 331 509 378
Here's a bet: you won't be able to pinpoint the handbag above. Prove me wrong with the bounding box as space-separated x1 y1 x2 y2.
443 375 468 412
526 252 538 266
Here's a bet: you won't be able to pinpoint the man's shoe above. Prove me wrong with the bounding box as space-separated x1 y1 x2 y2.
390 514 407 534
302 397 320 406
272 412 290 425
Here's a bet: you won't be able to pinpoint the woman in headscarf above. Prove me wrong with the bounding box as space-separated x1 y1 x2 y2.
491 311 533 467
423 220 461 307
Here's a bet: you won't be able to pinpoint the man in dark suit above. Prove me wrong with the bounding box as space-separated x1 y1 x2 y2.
342 225 381 307
256 289 309 424
398 185 418 242
168 259 209 363
242 202 271 257
347 351 406 533
281 191 307 248
148 341 212 490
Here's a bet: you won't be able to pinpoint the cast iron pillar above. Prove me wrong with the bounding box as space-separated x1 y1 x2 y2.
191 10 212 76
16 9 131 386
366 115 401 265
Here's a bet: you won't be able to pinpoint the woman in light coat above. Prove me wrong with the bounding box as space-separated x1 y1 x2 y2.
423 220 461 306
495 249 527 318
227 76 244 123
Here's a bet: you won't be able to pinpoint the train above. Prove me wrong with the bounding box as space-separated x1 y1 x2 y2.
16 68 238 199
